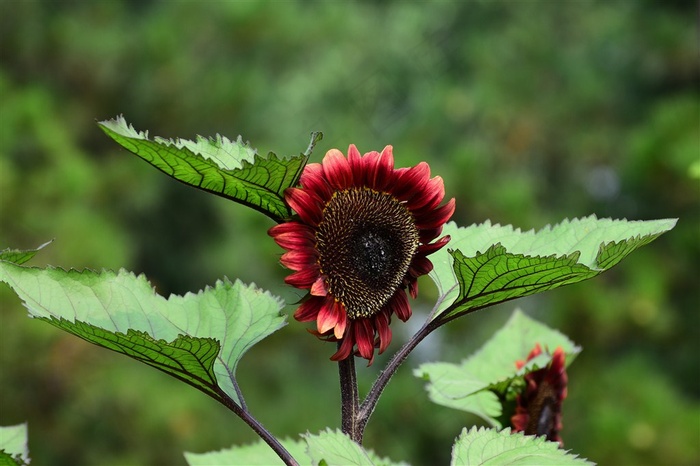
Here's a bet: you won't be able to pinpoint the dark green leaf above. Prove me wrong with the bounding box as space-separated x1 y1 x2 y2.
0 241 51 265
0 263 286 406
430 216 677 320
43 318 221 399
98 116 320 221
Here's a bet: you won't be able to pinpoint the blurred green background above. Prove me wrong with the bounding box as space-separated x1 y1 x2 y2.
1 1 698 465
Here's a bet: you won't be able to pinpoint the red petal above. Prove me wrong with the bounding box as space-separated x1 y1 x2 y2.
408 279 419 299
375 310 393 353
355 319 376 361
347 144 364 186
409 176 446 212
393 162 431 201
359 149 380 187
330 323 355 361
526 343 543 361
284 266 320 288
310 276 328 296
322 149 353 190
333 305 348 339
293 298 324 322
511 412 529 432
415 198 456 229
269 223 316 250
417 235 451 256
409 255 434 277
268 221 297 237
300 163 334 202
363 146 394 191
280 249 317 271
317 299 343 334
390 289 412 322
367 145 395 191
285 188 323 226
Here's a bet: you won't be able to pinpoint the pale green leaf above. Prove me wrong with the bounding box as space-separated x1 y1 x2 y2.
415 309 579 427
0 263 286 406
184 438 309 466
0 241 52 265
98 115 321 221
451 427 594 466
0 424 29 466
430 216 677 319
303 429 408 466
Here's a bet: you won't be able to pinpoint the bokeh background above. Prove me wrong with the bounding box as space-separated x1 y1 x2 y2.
1 1 698 465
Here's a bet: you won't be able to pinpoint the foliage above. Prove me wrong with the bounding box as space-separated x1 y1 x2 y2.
0 151 675 463
1 1 697 465
415 310 580 427
0 261 286 406
451 427 592 466
430 217 676 319
0 424 29 466
99 117 321 221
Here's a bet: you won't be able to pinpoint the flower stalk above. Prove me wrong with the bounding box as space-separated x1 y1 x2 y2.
338 344 361 442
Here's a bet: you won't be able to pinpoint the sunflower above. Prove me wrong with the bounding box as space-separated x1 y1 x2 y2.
511 344 568 445
269 145 455 364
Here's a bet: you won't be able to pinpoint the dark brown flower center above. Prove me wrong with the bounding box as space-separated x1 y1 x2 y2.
316 188 419 319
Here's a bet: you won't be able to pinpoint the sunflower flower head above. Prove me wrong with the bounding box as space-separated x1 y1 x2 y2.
511 344 568 445
269 145 455 364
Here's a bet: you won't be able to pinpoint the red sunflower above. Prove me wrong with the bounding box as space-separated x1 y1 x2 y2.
511 344 568 445
269 145 455 364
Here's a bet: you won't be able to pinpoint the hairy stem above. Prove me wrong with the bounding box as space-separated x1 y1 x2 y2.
356 318 440 436
338 342 361 442
217 389 299 466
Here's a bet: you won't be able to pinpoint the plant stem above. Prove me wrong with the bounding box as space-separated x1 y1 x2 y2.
341 300 483 441
217 388 299 466
338 342 361 442
355 318 439 436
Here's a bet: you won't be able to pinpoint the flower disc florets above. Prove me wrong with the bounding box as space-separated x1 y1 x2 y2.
268 145 455 364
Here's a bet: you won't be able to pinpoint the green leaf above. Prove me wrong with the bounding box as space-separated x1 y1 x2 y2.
429 216 677 319
0 263 286 406
303 429 408 466
43 318 221 399
303 429 373 466
184 430 407 466
0 424 29 466
0 241 52 265
451 427 594 465
184 438 309 466
98 116 321 221
415 309 579 427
